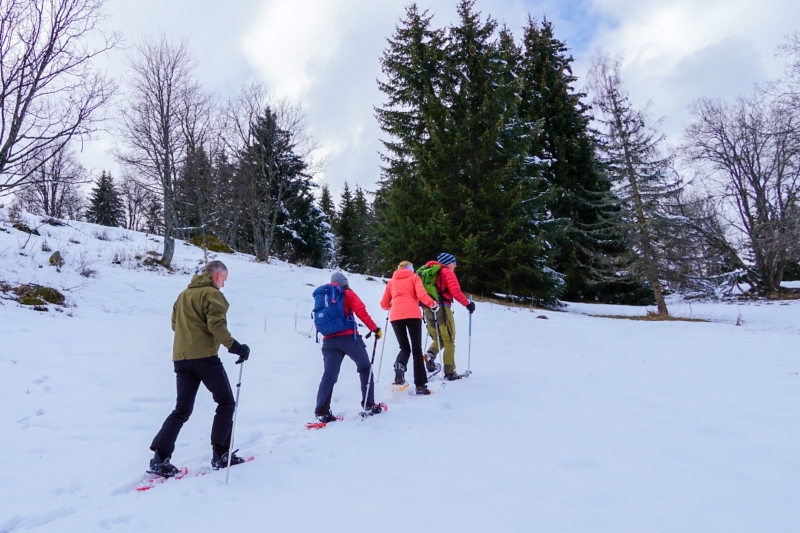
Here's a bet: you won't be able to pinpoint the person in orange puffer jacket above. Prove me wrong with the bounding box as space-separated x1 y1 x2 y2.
380 261 437 395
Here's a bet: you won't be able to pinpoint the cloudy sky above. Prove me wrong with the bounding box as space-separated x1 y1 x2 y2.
83 0 799 197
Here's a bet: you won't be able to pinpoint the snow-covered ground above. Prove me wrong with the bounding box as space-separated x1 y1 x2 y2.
1 211 799 532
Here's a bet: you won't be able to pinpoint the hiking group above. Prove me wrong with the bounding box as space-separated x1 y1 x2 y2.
146 253 475 478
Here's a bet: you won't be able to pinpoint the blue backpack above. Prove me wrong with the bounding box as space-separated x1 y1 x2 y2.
312 284 355 339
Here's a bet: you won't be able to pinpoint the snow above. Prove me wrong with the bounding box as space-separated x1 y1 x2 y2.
1 210 799 532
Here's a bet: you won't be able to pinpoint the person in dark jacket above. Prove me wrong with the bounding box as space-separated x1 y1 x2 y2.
148 260 251 477
315 272 383 423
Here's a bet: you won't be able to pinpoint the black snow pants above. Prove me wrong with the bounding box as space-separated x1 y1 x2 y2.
392 318 427 387
151 356 235 457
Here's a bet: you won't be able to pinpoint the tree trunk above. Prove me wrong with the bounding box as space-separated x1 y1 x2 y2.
161 184 177 267
614 113 669 316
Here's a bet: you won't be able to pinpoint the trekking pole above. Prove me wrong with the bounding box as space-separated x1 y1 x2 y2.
376 310 390 383
226 357 245 484
362 333 379 415
467 297 473 377
432 306 445 374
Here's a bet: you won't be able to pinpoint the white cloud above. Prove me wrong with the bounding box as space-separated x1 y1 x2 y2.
580 0 799 138
241 1 350 98
70 0 800 198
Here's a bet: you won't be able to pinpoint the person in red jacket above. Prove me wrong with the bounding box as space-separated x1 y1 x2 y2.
380 261 437 394
423 253 475 380
314 272 383 423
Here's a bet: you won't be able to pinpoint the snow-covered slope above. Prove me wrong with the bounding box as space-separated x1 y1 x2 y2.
1 211 799 532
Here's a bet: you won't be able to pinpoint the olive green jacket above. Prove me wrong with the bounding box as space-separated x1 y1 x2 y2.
171 273 235 361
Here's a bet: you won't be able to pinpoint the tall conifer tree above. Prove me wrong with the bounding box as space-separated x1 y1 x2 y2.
86 171 124 227
518 18 628 301
336 183 361 271
589 54 682 315
376 1 560 301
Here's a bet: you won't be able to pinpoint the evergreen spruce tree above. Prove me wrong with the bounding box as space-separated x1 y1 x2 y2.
518 18 631 302
336 183 363 272
85 171 124 227
319 184 336 225
175 146 214 241
353 186 378 273
589 54 682 315
143 196 164 235
376 1 560 301
374 4 447 268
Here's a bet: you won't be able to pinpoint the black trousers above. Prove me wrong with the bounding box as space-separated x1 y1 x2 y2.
151 356 235 457
392 318 427 387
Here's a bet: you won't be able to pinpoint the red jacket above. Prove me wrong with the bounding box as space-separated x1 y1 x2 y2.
380 268 436 321
425 261 470 307
324 285 378 339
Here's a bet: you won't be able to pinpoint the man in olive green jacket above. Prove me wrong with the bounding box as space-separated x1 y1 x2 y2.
148 260 251 477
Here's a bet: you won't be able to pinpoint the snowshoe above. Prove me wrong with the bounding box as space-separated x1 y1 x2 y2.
211 448 246 470
424 351 437 373
414 386 433 396
147 451 179 478
307 410 343 429
360 402 388 419
390 382 409 392
443 372 463 381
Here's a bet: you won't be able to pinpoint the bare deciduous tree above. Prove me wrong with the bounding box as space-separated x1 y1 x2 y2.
118 173 151 231
684 93 800 294
0 0 117 194
16 144 87 219
115 35 200 267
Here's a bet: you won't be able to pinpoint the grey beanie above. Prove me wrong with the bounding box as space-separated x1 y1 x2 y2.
331 272 349 286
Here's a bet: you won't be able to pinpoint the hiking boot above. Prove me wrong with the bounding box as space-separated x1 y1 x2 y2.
362 403 384 416
315 409 338 424
443 372 462 381
393 362 406 385
148 450 179 478
424 351 437 373
211 448 246 470
415 386 432 395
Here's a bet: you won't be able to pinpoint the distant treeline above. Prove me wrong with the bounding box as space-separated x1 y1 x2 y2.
5 0 800 312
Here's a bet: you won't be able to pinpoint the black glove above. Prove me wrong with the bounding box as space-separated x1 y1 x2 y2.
228 340 250 361
466 301 476 314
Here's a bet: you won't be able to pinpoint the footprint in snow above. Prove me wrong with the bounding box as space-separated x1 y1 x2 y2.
17 408 45 428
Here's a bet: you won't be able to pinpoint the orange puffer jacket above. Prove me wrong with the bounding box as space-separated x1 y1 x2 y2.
380 268 436 321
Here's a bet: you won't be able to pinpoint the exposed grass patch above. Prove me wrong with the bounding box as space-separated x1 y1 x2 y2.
589 311 709 323
15 284 66 306
471 293 563 312
764 288 800 300
190 235 233 254
12 222 39 235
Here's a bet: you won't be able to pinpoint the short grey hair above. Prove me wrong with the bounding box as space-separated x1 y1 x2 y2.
205 260 228 276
